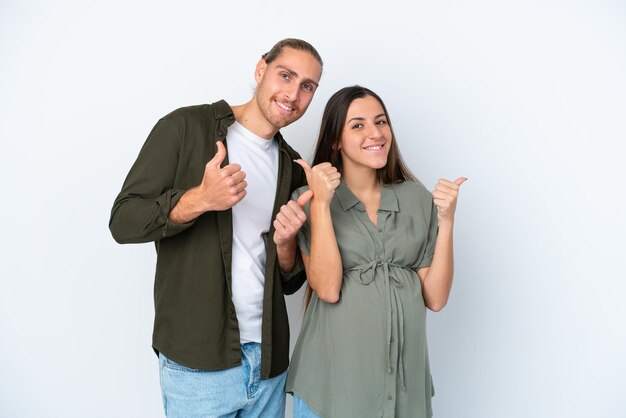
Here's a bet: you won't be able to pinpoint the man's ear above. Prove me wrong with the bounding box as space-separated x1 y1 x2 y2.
255 59 268 83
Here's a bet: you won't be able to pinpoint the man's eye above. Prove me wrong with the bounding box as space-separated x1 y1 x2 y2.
280 73 289 79
302 83 313 92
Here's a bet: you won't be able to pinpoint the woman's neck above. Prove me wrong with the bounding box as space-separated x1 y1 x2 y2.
343 166 381 226
343 167 379 198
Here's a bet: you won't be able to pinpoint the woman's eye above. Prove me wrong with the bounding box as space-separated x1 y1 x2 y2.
352 123 363 129
376 120 387 125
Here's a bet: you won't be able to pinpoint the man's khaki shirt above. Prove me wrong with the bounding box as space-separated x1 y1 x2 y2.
110 100 306 378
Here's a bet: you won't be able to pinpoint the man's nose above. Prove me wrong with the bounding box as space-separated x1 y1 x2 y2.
284 84 299 102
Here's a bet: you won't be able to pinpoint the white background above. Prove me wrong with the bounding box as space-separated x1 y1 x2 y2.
1 1 625 417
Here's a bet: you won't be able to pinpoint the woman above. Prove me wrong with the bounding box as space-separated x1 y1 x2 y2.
286 86 466 418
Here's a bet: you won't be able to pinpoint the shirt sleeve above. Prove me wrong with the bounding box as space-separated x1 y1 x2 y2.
291 187 312 256
417 198 439 269
109 116 196 244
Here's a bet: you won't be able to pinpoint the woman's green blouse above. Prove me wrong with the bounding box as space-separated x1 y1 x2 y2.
286 180 439 418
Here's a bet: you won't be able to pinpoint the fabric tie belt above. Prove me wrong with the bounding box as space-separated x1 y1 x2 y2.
347 258 412 391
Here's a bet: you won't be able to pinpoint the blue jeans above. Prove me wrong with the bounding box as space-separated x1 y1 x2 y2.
292 394 322 418
159 343 286 417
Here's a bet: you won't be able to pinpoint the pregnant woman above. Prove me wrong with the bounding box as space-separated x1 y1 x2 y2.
286 85 466 418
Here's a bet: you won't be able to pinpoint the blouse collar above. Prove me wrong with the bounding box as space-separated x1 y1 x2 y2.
335 180 399 213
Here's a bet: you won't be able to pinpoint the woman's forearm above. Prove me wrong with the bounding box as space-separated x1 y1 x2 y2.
419 221 454 312
306 200 343 303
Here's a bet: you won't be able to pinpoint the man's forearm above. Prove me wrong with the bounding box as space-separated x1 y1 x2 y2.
276 238 297 273
168 187 206 224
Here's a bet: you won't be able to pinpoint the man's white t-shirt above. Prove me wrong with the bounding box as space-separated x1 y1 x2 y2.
227 121 279 344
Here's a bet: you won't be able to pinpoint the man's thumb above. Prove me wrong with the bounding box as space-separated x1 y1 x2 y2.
208 141 227 168
297 189 313 207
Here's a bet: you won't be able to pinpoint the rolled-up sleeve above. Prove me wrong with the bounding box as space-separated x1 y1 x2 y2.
109 117 196 243
417 200 438 269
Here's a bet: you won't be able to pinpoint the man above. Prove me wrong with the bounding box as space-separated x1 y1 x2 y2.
109 38 321 417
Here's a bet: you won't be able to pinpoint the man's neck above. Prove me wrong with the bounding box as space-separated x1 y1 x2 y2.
231 101 277 140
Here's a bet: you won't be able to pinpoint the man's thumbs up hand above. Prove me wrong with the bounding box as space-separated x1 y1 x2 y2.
199 141 248 212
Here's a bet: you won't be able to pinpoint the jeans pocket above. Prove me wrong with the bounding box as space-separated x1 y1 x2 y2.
161 354 204 373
